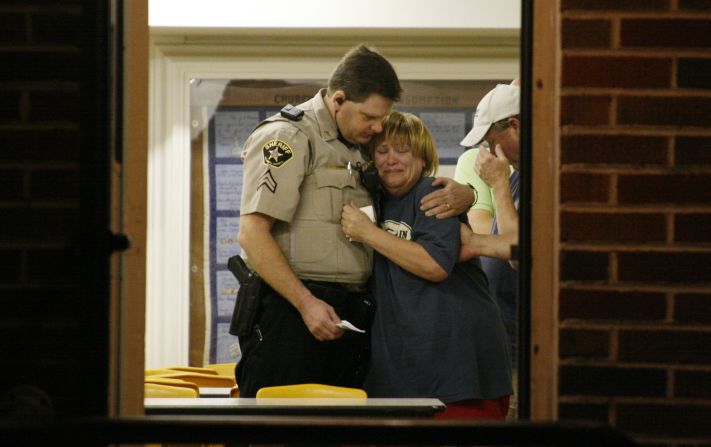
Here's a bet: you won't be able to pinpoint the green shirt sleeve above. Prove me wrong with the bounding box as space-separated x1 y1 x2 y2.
454 147 494 214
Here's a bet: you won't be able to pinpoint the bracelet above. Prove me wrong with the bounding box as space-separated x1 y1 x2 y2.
466 183 479 205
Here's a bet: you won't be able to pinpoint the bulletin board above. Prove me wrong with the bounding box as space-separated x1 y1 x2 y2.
195 79 504 364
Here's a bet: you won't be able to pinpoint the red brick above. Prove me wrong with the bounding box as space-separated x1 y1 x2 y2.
560 365 666 397
678 58 711 90
675 213 711 243
560 289 666 321
621 19 711 48
618 251 711 284
560 172 610 203
618 174 711 205
26 248 80 283
29 169 80 200
0 169 25 199
29 91 81 122
0 286 82 318
675 370 711 398
32 13 81 45
562 19 611 49
0 208 80 244
561 95 611 126
561 135 667 165
0 129 80 162
560 250 610 281
617 403 711 438
0 249 22 281
0 324 83 362
680 0 711 10
0 90 21 121
0 52 80 82
560 328 610 359
618 96 711 127
561 212 666 243
559 403 610 423
0 13 26 44
563 56 672 89
619 330 711 364
675 136 711 165
675 293 711 324
562 0 669 10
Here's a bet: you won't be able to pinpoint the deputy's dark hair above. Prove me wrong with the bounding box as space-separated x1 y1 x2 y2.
327 45 402 103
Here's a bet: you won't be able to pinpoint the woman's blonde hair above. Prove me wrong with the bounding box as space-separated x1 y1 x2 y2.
368 111 439 176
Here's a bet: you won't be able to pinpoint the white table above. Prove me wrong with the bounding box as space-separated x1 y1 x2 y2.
145 397 445 417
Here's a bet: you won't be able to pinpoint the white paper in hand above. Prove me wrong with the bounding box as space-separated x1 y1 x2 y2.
360 205 376 223
336 320 366 333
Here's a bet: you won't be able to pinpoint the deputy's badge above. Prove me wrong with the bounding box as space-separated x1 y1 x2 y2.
262 139 293 168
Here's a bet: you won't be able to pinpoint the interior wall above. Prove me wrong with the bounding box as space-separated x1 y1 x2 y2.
146 29 520 369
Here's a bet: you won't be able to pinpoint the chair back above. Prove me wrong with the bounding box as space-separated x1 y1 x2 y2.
150 372 235 388
145 382 199 398
256 383 367 399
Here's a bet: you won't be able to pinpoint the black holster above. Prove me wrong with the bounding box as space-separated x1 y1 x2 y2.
227 255 263 337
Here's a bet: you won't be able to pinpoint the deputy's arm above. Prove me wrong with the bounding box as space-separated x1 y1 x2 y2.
238 212 343 341
420 177 476 219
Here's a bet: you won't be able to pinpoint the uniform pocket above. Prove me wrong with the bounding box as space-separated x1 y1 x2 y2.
312 169 359 222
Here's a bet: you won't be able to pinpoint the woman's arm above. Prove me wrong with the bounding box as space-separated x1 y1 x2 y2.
341 202 448 282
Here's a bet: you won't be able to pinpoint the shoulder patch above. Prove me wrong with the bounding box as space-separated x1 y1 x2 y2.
262 139 294 168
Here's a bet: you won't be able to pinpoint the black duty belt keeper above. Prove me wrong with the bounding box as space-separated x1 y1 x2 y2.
303 280 375 332
302 280 361 302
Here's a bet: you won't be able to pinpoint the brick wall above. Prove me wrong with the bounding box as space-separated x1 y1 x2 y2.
558 1 711 444
0 0 110 417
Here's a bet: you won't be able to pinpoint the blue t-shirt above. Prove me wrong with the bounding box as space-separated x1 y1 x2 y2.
364 177 512 403
480 170 520 367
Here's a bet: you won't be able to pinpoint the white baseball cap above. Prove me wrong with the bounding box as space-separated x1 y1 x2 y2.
460 84 520 147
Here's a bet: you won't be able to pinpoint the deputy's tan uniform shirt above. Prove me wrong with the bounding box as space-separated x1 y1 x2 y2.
240 89 373 286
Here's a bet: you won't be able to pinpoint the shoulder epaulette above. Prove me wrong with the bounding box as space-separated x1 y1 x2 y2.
280 104 304 121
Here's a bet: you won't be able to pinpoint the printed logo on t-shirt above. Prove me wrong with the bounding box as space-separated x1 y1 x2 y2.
262 139 293 168
382 220 412 241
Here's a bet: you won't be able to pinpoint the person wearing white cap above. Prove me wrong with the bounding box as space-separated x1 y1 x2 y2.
459 82 522 419
459 83 521 262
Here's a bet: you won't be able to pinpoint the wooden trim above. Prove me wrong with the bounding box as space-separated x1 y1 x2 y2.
189 113 207 366
530 0 560 420
120 0 149 416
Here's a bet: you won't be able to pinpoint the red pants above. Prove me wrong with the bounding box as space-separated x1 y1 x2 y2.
434 396 510 420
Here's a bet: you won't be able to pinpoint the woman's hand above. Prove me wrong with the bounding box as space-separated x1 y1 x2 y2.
341 201 376 243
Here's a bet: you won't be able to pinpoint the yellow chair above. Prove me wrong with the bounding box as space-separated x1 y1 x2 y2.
205 362 237 377
256 383 367 399
145 377 200 394
229 385 240 398
149 372 236 388
145 366 218 376
165 365 219 375
145 382 199 398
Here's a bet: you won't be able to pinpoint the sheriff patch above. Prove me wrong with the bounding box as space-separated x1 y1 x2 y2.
262 139 293 168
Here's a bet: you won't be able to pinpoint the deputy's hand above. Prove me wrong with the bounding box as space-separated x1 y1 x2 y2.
299 296 344 341
340 201 375 243
475 144 510 190
420 177 475 219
